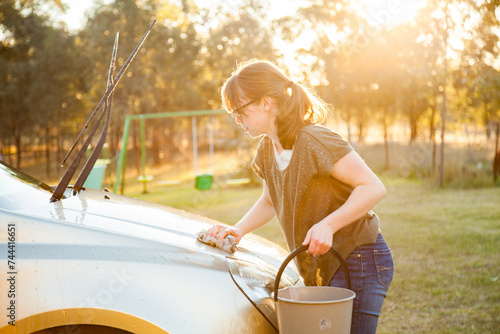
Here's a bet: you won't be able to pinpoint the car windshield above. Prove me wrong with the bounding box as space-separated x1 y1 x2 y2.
0 161 55 210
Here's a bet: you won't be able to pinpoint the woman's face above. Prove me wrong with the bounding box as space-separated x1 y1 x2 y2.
232 98 275 138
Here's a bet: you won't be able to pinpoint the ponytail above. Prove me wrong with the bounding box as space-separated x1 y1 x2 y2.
276 80 328 149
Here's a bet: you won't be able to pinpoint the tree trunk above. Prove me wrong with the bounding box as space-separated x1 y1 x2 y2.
132 121 141 175
439 4 451 187
493 121 499 183
429 104 437 173
347 121 352 144
439 86 447 187
409 100 417 143
344 108 352 144
0 136 5 162
432 136 437 176
14 129 22 169
2 138 11 165
45 124 51 180
358 121 364 144
357 108 365 144
383 109 390 170
152 125 162 166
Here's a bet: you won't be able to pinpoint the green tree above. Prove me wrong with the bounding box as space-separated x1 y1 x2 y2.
429 0 500 184
78 0 200 165
368 30 402 170
0 0 82 171
26 27 87 177
200 0 277 106
274 0 368 142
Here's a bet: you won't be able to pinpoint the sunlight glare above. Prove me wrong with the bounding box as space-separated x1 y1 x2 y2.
354 0 428 29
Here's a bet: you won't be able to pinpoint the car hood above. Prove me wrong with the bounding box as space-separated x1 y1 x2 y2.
6 186 301 332
19 188 292 267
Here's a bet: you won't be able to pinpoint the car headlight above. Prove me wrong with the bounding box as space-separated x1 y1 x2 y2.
226 257 301 331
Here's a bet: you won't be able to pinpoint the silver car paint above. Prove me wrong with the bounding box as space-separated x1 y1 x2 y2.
0 184 296 333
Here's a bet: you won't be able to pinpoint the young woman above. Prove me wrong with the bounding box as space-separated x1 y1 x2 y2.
208 59 394 333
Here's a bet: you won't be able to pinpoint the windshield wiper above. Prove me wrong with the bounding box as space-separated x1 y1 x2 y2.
50 20 156 203
72 31 119 194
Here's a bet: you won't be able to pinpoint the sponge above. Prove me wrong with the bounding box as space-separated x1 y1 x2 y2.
197 229 237 253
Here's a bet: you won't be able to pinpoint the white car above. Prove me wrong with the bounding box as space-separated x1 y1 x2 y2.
0 24 302 333
0 160 300 333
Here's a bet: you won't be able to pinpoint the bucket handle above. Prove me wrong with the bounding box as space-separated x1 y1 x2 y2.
273 245 351 302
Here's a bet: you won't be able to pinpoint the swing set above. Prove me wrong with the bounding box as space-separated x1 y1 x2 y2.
112 109 225 194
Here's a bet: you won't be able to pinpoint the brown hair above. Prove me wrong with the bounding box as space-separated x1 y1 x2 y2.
221 59 329 149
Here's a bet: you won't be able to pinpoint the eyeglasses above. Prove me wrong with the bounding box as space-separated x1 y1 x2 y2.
231 98 260 117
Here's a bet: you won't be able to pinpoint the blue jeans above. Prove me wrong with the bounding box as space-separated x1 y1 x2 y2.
329 233 394 334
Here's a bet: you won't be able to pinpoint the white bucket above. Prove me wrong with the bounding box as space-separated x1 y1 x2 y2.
274 246 355 334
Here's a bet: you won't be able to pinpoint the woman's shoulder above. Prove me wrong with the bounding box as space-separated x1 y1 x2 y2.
297 125 353 161
255 135 273 155
257 135 272 147
298 124 347 143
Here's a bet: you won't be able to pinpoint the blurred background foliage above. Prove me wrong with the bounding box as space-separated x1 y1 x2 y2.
0 0 499 187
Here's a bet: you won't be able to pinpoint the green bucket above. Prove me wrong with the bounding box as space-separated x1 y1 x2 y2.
195 174 213 190
83 159 109 190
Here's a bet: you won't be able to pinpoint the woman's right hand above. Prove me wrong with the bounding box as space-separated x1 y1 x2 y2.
207 224 243 243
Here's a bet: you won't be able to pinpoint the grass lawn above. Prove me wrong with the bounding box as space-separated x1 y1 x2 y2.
132 177 499 333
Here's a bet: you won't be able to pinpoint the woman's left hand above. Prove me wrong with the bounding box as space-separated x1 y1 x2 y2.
302 221 335 256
